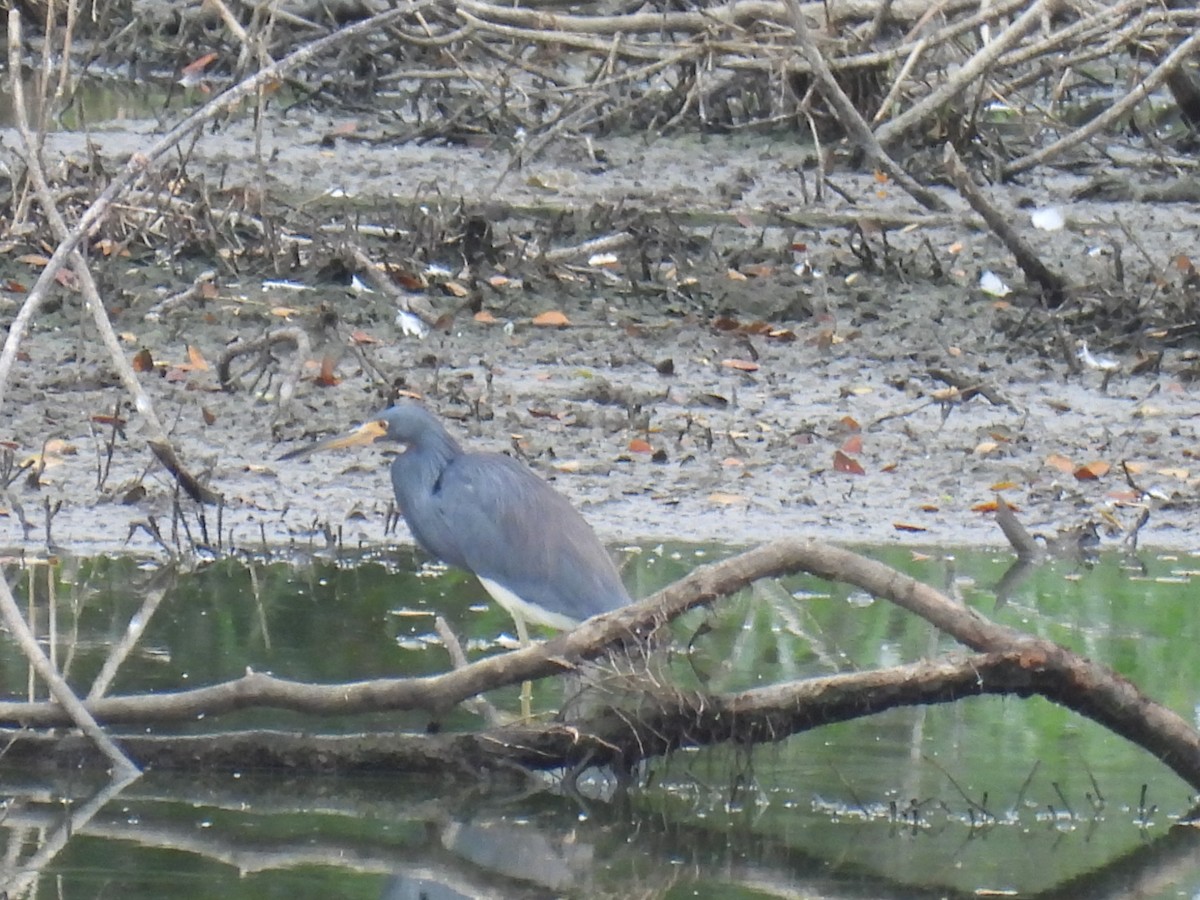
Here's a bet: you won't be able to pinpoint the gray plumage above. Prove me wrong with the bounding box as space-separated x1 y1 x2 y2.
377 402 630 630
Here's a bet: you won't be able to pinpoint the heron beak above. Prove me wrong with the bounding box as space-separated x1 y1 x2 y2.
278 419 388 461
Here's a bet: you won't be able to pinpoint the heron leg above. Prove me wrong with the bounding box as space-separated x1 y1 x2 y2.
515 612 533 720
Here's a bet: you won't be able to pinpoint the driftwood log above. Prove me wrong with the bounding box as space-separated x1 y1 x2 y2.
1 539 1197 790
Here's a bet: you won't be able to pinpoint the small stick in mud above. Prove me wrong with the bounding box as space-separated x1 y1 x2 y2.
216 326 313 418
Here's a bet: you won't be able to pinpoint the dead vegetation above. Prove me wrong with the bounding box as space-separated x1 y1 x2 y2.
3 0 1198 358
1 4 1200 893
1 0 1199 789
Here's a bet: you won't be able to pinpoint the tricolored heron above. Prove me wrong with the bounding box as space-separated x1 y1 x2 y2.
282 402 631 706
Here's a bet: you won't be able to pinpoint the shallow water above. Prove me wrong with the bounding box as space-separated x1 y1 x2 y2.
1 544 1199 898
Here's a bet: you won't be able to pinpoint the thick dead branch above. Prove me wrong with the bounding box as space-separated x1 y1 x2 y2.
942 143 1068 306
1004 28 1200 176
453 0 1002 38
7 11 221 506
1 539 1199 788
0 651 1073 773
874 0 1054 151
0 570 138 776
994 493 1042 562
784 0 947 212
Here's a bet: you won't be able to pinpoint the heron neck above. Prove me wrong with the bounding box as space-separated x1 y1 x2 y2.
392 427 462 496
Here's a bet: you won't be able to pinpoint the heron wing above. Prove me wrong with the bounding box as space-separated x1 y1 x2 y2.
421 452 630 625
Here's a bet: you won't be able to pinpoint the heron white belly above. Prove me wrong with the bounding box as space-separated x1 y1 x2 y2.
477 576 580 634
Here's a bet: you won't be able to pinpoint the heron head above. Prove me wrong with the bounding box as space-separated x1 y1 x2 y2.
278 401 447 460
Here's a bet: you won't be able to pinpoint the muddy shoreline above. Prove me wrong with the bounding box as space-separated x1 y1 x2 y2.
3 122 1199 557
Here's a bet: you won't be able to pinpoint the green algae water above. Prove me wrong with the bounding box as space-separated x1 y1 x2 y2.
0 544 1198 899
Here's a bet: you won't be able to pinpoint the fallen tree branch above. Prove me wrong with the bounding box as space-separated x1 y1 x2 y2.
216 326 313 417
1 538 1199 789
7 10 220 505
874 0 1054 151
0 651 1085 773
784 0 948 213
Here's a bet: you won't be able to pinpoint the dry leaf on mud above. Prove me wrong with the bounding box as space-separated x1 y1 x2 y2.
721 359 759 372
187 345 209 371
533 310 570 327
833 450 865 475
132 349 154 372
1074 460 1110 480
1045 453 1074 474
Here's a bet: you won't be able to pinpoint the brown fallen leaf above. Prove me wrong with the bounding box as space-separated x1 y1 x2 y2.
1105 489 1140 503
532 310 570 327
841 434 863 455
893 522 928 532
833 450 865 475
132 349 154 372
187 345 209 371
20 439 76 471
721 359 759 372
1157 466 1189 480
741 263 775 278
1074 460 1110 480
1044 453 1074 474
628 438 653 454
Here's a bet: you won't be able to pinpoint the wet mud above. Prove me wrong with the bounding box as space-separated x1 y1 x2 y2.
3 117 1199 556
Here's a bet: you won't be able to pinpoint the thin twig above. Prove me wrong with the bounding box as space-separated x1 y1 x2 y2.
0 567 139 775
7 9 220 505
0 0 442 412
875 0 1054 151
